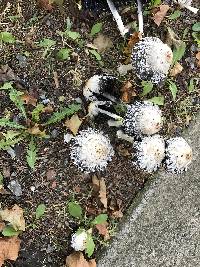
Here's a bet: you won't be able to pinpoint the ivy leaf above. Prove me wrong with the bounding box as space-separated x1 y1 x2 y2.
31 104 44 122
85 234 95 257
68 202 82 219
168 81 178 100
0 118 26 129
67 31 80 40
140 81 154 96
91 214 108 225
90 22 102 36
57 48 70 60
172 42 186 66
148 96 164 106
2 225 20 237
89 49 101 61
26 137 38 169
192 22 200 32
44 104 81 125
9 88 27 119
0 32 15 43
36 204 46 219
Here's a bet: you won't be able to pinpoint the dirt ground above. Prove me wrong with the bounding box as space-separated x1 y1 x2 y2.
0 0 199 266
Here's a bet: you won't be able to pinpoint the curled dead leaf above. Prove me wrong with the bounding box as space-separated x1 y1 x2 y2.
0 204 25 231
20 93 37 106
124 32 142 56
120 81 137 103
66 252 96 267
0 237 21 267
27 124 47 138
65 114 82 135
95 222 110 241
170 62 183 76
152 5 170 26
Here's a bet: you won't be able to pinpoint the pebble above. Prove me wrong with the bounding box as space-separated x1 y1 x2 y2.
16 54 27 67
8 179 22 197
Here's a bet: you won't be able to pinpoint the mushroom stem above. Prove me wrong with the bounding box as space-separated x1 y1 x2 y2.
136 0 144 34
184 5 198 13
97 107 123 120
106 0 129 37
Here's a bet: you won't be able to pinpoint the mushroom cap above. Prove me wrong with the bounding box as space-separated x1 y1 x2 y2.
123 101 163 137
133 135 165 173
131 37 173 84
70 128 114 172
83 75 118 101
71 230 88 251
165 137 192 173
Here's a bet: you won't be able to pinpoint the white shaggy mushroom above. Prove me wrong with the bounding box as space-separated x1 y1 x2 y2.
131 37 173 84
83 75 118 102
71 230 88 251
176 0 199 13
123 101 163 137
70 128 114 173
165 137 193 173
133 135 165 173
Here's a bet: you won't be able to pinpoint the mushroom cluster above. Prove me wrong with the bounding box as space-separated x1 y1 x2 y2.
131 37 173 84
71 230 88 251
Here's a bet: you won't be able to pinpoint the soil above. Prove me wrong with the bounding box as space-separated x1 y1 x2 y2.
0 0 199 266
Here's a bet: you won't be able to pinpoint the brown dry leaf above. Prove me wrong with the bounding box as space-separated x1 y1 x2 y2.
0 222 5 231
66 252 96 267
93 34 113 53
0 65 19 83
120 81 137 103
65 114 82 135
27 124 47 138
46 169 57 181
42 105 54 113
124 32 142 57
196 51 200 67
20 93 37 106
0 205 25 231
153 5 170 26
99 178 107 209
112 210 123 218
37 0 54 11
92 175 100 192
95 222 110 240
170 62 183 77
0 237 21 267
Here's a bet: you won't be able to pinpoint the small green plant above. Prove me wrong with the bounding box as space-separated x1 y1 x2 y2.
172 41 186 66
90 22 102 36
27 203 46 230
168 80 178 101
0 82 81 169
148 96 165 106
67 200 108 257
168 10 182 20
140 81 154 96
0 32 16 44
192 22 200 47
38 38 56 58
89 49 101 61
57 48 71 60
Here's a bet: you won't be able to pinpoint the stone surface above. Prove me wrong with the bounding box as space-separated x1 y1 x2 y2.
97 114 200 267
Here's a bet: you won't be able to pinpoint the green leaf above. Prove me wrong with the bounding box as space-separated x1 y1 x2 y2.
0 118 26 129
188 78 195 92
90 22 102 36
148 96 164 106
91 214 108 225
85 234 95 257
168 81 178 100
2 130 22 141
89 49 101 61
57 48 70 60
168 10 181 20
44 103 81 125
0 32 15 43
0 172 3 185
68 202 82 219
38 38 56 48
0 82 13 90
140 81 154 96
172 42 186 65
36 204 46 219
26 137 38 169
192 32 200 47
2 225 20 237
66 17 72 31
67 31 81 40
192 22 200 32
150 0 161 7
9 88 27 119
31 104 44 122
0 135 24 150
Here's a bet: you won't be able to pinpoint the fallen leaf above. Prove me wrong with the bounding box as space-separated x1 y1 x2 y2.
0 237 21 267
46 169 57 181
20 93 37 106
124 32 142 56
153 5 170 26
120 81 137 103
37 0 54 11
0 205 25 231
27 124 47 138
92 175 100 192
0 222 5 231
42 105 54 113
170 62 183 76
93 34 113 53
0 65 19 83
65 114 82 135
99 178 107 209
95 222 110 240
112 210 123 218
66 252 96 267
196 51 200 67
165 27 182 48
